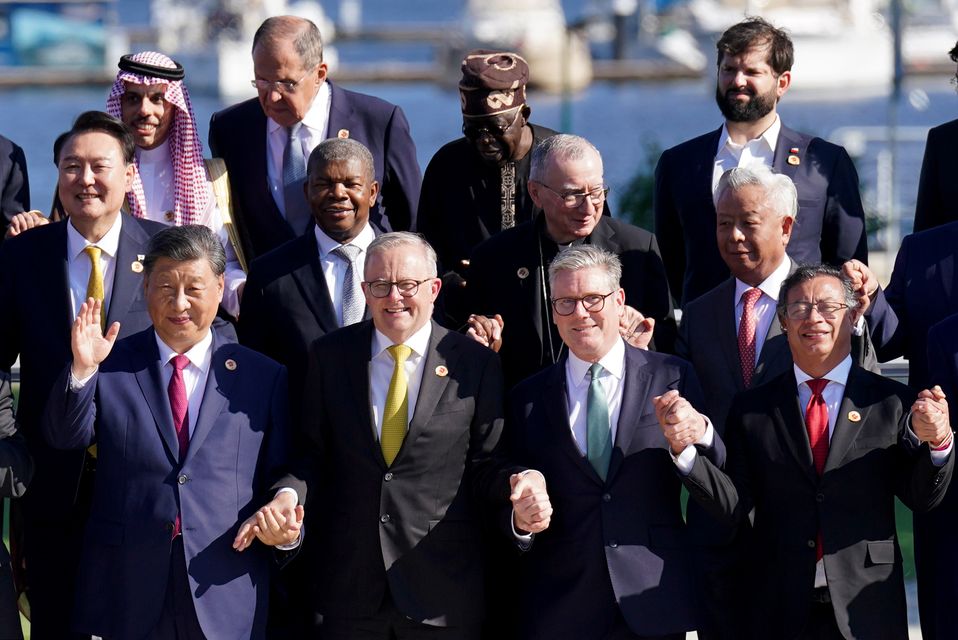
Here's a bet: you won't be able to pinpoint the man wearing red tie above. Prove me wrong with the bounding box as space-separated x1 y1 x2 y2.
663 264 954 639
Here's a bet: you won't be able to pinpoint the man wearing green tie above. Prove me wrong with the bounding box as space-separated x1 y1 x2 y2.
281 232 551 638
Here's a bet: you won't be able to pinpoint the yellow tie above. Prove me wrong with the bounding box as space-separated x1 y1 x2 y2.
84 246 105 331
382 344 412 466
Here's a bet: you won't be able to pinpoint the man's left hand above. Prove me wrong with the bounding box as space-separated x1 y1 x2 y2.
912 386 953 449
653 390 707 455
233 491 304 551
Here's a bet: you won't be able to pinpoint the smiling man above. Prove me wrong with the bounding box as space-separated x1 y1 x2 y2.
209 15 420 262
654 17 868 306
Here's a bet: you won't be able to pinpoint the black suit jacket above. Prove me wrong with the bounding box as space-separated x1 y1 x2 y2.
914 118 958 233
0 372 31 640
208 82 420 261
468 215 675 389
683 366 953 639
505 345 723 638
285 320 507 628
654 124 868 305
0 133 29 242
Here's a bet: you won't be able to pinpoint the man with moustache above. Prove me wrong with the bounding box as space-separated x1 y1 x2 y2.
654 17 868 305
0 111 166 639
209 15 420 262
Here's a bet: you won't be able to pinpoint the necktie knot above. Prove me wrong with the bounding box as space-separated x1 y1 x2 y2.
171 354 190 373
287 122 302 139
331 243 361 263
84 245 102 263
807 378 828 397
742 287 762 307
589 362 603 382
388 344 413 365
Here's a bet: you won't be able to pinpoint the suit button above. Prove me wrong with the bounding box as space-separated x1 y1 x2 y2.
177 474 189 485
807 539 816 548
602 493 612 502
384 472 393 482
815 493 824 503
380 514 391 523
608 540 618 548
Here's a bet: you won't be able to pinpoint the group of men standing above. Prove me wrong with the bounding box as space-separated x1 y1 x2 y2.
0 10 955 640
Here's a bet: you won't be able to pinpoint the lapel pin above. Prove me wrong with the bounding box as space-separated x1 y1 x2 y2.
337 129 350 139
847 410 861 422
225 358 238 371
131 261 143 273
787 155 801 166
789 147 800 154
517 267 529 279
435 365 448 377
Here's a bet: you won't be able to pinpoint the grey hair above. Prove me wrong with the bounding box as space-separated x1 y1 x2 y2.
364 232 438 278
252 16 324 68
548 245 622 292
776 264 859 317
307 138 375 184
144 225 226 277
714 164 797 220
530 134 601 182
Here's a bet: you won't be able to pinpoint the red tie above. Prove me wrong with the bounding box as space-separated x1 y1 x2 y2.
805 378 829 561
169 354 190 537
737 288 762 387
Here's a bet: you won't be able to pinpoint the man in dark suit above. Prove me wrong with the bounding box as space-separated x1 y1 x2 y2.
240 137 379 415
0 111 166 639
654 17 868 306
42 224 298 639
675 264 953 639
0 133 29 242
505 245 723 639
284 232 546 638
467 134 674 389
913 41 958 233
208 15 420 262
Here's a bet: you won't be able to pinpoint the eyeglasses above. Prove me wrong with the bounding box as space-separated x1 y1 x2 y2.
538 183 609 209
461 108 522 140
551 291 615 316
783 301 849 320
363 278 431 298
250 67 316 95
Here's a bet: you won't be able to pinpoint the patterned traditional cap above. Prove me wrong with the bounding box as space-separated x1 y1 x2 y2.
106 51 210 226
459 49 529 117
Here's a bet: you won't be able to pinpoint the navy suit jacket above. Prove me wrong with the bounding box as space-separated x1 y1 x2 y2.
0 133 29 242
654 124 868 305
914 118 958 233
208 82 421 261
505 345 724 638
41 328 289 640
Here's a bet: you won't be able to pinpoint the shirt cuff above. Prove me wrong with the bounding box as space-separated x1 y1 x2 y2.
69 367 98 390
669 418 715 476
852 314 865 336
222 264 246 319
510 508 534 546
272 488 302 549
905 415 954 467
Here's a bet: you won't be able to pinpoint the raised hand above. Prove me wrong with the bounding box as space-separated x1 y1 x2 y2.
912 385 953 449
510 470 552 535
653 390 707 455
619 305 654 350
71 298 120 380
466 314 504 352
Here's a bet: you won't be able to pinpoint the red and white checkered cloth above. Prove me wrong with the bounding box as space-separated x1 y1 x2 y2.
106 51 211 226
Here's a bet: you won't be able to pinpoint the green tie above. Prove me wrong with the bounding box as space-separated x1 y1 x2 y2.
587 363 612 481
84 245 105 331
382 344 413 466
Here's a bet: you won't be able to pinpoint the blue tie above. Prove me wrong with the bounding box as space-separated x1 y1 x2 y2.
282 123 310 234
587 363 612 481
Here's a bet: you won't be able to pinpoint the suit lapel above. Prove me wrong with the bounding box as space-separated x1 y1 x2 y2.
753 317 789 386
693 128 723 215
326 82 354 143
608 346 653 481
53 222 75 331
184 332 235 464
348 323 381 465
132 330 179 461
774 372 819 486
107 216 147 328
288 234 339 333
716 280 746 390
542 360 604 484
773 125 803 184
824 367 870 474
405 323 454 455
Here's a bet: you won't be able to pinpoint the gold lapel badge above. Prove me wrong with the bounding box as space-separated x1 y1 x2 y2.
337 129 350 139
517 267 530 279
131 260 144 273
435 365 448 377
225 359 238 371
787 155 801 166
847 410 861 422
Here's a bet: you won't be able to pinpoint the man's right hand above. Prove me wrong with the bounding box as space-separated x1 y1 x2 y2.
466 314 504 352
5 210 48 239
71 298 120 380
510 470 552 534
842 259 878 312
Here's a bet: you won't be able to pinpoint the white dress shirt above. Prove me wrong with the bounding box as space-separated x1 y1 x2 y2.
565 337 627 455
315 222 375 326
734 255 791 367
369 322 432 438
266 81 332 217
712 115 781 194
154 330 213 437
67 214 122 318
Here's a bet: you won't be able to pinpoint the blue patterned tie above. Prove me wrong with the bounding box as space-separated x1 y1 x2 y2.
331 244 363 326
282 123 311 234
587 363 612 480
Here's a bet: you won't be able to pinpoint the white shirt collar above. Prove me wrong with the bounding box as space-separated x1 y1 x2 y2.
793 354 853 389
67 213 123 260
372 320 433 360
315 221 375 259
266 81 331 136
154 329 214 373
567 337 626 387
136 137 171 167
734 254 792 303
716 114 782 156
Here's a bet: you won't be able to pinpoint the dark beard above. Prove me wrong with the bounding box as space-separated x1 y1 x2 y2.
715 85 777 122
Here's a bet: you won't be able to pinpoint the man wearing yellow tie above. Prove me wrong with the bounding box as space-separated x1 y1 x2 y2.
0 110 166 639
281 232 551 638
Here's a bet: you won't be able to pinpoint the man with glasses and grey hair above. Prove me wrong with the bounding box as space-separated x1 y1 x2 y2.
505 244 720 639
209 15 420 263
467 133 675 390
669 263 953 640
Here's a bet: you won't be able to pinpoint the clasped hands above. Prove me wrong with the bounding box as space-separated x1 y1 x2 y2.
912 385 954 450
233 490 305 551
654 390 707 456
510 470 552 535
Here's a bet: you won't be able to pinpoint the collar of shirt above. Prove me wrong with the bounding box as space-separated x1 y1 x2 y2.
734 254 791 305
372 321 432 362
566 336 626 390
154 329 214 374
136 137 172 168
267 80 332 140
315 221 375 260
67 213 123 260
716 114 782 158
793 354 852 391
